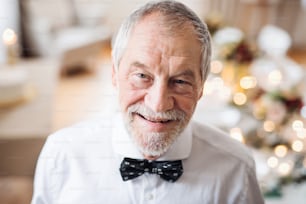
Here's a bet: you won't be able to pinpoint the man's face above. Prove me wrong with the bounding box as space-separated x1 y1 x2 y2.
112 14 204 159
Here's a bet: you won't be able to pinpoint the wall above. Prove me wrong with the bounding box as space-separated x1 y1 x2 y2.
103 0 306 48
15 0 306 57
0 0 19 64
104 0 208 37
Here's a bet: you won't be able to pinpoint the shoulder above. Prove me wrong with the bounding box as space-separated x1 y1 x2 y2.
42 117 113 155
49 117 112 140
190 120 254 168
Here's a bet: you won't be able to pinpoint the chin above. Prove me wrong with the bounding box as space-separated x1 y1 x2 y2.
123 103 190 157
129 120 187 158
134 132 176 158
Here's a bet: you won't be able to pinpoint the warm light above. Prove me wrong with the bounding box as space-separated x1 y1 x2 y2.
240 76 257 89
274 145 288 158
291 140 304 152
263 120 275 132
230 127 244 143
297 128 306 139
253 109 264 120
277 162 292 176
292 120 304 131
210 60 223 74
203 77 224 95
268 70 282 86
2 28 17 45
267 156 279 168
233 92 247 105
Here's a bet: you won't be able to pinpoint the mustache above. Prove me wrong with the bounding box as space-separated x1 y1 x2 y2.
127 104 186 121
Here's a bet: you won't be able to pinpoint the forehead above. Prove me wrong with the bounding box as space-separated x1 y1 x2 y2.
124 13 202 62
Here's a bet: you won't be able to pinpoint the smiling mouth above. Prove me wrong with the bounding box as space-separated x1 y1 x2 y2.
135 113 172 123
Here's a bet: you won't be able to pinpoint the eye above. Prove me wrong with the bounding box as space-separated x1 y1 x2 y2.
135 73 152 83
171 78 194 94
173 79 188 85
136 73 149 79
172 78 192 86
130 72 152 88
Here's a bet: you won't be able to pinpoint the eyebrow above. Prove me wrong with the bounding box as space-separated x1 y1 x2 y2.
131 61 148 69
131 61 197 79
173 69 196 79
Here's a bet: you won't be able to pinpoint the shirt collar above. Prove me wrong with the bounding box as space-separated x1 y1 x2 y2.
112 113 192 161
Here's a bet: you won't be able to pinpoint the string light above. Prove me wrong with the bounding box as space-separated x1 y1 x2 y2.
277 162 292 176
212 26 306 187
291 140 304 152
274 145 288 158
2 28 17 45
233 92 247 106
210 60 223 74
292 120 304 132
240 76 257 89
267 156 279 168
204 77 226 96
263 120 275 132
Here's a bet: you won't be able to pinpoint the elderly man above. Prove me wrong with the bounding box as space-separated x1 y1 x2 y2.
31 1 264 203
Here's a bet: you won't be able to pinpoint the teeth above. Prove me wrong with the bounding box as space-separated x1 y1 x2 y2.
147 118 170 123
137 113 171 123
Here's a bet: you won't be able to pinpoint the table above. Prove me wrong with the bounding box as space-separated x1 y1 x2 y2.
0 59 59 139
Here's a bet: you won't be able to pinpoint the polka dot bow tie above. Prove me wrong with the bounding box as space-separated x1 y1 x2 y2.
120 157 183 182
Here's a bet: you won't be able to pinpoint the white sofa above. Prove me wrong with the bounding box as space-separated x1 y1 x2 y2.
21 0 111 74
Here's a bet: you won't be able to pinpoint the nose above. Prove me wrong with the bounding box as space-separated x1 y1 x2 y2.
144 80 174 112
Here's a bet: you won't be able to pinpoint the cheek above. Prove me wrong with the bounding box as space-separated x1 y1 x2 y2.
175 85 202 113
175 95 199 116
117 82 146 111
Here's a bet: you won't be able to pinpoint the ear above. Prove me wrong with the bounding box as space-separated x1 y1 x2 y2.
197 86 203 100
112 64 117 88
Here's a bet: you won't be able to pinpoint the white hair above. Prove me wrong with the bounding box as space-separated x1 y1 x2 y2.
112 0 212 82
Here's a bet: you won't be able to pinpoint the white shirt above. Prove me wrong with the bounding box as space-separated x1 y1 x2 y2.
31 113 264 204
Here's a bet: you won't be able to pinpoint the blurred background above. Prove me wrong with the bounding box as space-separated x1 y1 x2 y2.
0 0 306 203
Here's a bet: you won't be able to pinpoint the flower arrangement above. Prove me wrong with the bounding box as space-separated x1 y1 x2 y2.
224 40 256 64
208 24 306 198
197 23 306 198
210 27 259 101
252 90 304 125
244 72 306 197
213 27 257 64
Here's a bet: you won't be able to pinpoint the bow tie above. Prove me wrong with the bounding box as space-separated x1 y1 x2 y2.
119 157 183 182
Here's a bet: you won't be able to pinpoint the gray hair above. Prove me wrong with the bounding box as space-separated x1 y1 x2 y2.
112 0 211 82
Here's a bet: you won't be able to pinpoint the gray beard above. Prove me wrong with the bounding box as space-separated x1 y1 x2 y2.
124 104 188 157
